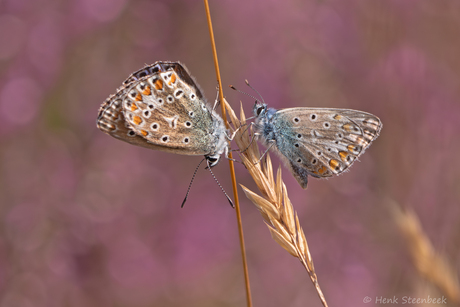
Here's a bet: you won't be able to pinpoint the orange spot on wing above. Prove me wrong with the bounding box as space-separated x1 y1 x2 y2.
348 144 356 153
130 103 138 111
154 79 163 90
334 114 342 120
318 166 327 175
169 73 176 85
135 92 142 101
133 115 142 125
329 159 339 170
140 130 148 136
339 151 348 162
142 85 151 96
343 123 354 132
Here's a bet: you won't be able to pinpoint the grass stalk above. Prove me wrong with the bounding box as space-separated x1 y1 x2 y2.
203 2 252 306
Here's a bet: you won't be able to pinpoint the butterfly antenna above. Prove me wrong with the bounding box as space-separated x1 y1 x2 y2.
181 158 206 208
229 84 261 104
244 79 265 104
206 160 234 208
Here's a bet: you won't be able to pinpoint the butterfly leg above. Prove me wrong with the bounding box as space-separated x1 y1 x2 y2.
226 126 240 141
223 145 239 163
255 142 275 165
212 84 221 111
238 122 260 154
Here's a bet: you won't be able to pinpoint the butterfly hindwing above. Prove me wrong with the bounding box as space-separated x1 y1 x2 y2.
97 86 173 152
254 104 382 188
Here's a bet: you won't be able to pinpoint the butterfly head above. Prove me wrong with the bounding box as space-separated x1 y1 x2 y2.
204 154 221 168
253 101 268 118
253 101 278 126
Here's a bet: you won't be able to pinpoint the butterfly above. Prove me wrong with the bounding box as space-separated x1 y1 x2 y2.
97 61 229 168
252 102 382 188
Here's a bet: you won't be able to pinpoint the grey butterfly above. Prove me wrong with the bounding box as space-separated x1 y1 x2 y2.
253 102 382 188
97 61 229 167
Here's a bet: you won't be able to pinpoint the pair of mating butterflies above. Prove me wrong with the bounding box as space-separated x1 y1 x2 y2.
97 61 382 188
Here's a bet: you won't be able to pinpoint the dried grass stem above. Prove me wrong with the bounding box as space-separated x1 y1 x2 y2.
224 101 329 307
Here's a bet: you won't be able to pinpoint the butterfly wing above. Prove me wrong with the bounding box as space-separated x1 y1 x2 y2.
270 107 382 188
98 62 224 156
97 87 176 152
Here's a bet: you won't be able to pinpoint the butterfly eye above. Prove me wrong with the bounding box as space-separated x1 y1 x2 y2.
256 106 264 116
206 156 220 167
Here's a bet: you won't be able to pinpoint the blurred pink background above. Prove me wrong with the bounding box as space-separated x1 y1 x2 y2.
1 1 459 306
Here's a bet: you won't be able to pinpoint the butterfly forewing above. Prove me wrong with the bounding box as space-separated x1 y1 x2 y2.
122 67 216 155
256 105 382 188
97 61 228 163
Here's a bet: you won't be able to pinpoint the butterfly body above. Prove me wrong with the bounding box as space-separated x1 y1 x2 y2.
253 102 382 188
97 61 228 167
